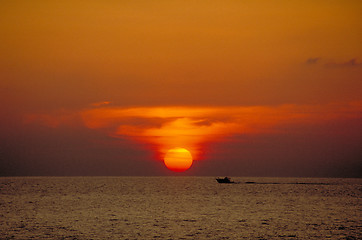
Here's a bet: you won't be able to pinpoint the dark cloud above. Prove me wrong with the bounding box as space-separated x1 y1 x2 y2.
2 102 360 177
0 123 163 176
306 57 320 64
325 58 362 68
196 116 362 178
305 58 362 68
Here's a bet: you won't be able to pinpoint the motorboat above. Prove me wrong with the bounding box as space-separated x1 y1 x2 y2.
216 177 234 183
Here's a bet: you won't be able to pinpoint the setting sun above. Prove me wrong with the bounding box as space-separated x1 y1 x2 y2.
164 148 193 172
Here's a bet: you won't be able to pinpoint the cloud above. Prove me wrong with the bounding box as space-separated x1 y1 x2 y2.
325 58 362 68
305 58 362 69
306 57 320 64
24 101 362 160
91 101 111 107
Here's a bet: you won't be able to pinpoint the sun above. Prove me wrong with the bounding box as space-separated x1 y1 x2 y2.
164 147 193 172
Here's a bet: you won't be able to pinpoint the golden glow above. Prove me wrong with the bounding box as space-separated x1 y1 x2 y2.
164 148 193 172
25 101 362 168
1 1 361 177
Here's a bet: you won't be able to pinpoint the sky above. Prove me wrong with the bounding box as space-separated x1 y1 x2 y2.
1 0 361 177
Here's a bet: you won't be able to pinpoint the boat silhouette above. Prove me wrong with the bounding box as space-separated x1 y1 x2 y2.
216 177 234 183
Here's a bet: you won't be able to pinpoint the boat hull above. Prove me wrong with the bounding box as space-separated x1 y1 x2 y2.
216 177 234 183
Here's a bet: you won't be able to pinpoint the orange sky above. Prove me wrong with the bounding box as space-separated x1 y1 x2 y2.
1 1 361 176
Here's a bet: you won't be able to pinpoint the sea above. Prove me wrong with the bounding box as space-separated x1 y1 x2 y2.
0 177 361 239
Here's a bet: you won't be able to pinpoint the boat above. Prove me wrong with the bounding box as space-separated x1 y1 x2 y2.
216 177 234 183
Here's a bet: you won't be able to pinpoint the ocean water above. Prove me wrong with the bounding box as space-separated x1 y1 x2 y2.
0 177 361 239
